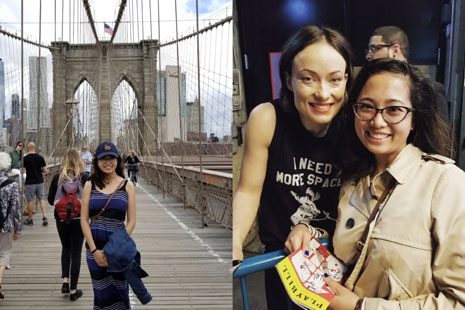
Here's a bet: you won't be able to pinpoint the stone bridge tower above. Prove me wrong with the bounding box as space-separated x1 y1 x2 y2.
50 40 158 155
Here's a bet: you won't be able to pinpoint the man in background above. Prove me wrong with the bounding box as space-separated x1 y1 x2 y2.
9 141 26 214
23 142 48 226
80 145 93 178
9 142 23 171
366 26 449 121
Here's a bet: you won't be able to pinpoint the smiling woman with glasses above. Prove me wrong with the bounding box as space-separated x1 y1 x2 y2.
80 141 141 309
323 59 465 310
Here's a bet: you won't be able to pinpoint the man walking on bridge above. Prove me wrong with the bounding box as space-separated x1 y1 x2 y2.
23 142 49 226
80 145 93 178
9 142 24 187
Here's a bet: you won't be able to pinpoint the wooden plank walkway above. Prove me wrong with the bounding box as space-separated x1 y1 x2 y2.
1 179 232 309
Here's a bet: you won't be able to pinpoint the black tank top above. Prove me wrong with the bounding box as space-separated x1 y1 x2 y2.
258 103 342 249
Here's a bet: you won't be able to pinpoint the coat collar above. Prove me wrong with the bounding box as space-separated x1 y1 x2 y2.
348 144 421 216
384 144 423 185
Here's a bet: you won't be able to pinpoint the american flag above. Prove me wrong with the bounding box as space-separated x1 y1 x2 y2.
104 23 113 35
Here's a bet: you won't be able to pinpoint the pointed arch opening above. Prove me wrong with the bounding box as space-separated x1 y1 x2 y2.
111 79 138 153
73 79 99 150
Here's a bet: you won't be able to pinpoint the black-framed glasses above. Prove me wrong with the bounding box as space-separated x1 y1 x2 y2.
365 44 394 54
353 103 414 124
98 157 117 163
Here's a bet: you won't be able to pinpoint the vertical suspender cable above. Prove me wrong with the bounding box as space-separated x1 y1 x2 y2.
195 0 205 227
77 0 80 43
130 0 134 42
157 0 165 198
141 0 145 39
68 0 71 41
20 0 25 207
37 0 42 150
174 0 186 208
61 0 64 41
149 0 152 39
136 0 140 41
71 0 74 43
54 0 56 41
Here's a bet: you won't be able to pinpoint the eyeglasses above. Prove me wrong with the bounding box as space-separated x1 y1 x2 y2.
98 157 117 163
353 103 414 124
18 144 23 147
365 44 394 54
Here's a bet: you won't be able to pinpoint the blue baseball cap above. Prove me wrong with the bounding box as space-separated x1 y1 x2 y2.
95 141 119 159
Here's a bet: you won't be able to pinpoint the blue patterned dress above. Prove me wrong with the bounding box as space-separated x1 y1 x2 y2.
86 180 130 309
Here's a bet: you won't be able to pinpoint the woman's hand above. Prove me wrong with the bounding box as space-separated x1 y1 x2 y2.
93 250 108 267
284 224 313 253
325 277 359 310
13 233 20 240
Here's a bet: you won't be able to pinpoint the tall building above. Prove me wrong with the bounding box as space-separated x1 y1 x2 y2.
156 65 189 142
11 93 20 119
5 94 22 146
185 98 204 135
0 58 5 145
156 67 208 143
28 56 50 130
0 58 5 131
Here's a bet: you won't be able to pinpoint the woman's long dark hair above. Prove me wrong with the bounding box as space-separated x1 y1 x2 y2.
90 156 125 189
341 58 454 181
278 25 354 114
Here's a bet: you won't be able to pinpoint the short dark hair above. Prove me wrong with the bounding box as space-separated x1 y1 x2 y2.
372 26 409 60
278 25 354 114
341 58 454 180
90 155 125 189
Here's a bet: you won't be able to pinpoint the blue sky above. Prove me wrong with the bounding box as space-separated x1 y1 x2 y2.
185 0 229 15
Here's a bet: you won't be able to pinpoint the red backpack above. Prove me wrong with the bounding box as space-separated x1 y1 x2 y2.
55 177 81 223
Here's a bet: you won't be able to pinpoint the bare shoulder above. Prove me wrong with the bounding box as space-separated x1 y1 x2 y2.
246 102 276 146
83 180 92 190
248 102 276 123
126 179 135 191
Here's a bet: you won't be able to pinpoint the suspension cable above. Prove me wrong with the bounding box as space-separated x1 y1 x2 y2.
173 0 187 208
109 0 128 45
195 0 206 226
82 0 100 45
0 29 57 49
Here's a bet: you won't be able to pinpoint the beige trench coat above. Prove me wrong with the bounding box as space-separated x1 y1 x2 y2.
333 144 465 309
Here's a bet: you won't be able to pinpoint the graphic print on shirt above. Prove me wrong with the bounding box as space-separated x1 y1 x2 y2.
278 156 341 225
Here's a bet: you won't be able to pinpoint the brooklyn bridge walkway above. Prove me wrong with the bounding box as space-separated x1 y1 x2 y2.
1 178 232 309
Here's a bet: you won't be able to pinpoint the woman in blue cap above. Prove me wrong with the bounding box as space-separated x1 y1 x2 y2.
80 141 137 309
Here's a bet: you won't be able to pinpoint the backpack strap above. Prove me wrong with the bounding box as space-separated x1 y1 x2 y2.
0 179 14 189
90 179 126 220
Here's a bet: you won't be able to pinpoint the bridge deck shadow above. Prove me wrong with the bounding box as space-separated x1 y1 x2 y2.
1 178 232 309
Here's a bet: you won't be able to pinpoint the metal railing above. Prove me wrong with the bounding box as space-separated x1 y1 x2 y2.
138 161 232 229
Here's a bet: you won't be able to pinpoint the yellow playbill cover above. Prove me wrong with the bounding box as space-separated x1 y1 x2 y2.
276 238 346 310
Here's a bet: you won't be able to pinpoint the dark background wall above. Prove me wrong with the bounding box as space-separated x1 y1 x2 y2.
236 0 445 114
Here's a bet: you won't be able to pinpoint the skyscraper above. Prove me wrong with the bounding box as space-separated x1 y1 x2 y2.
0 58 5 129
156 65 187 142
28 56 50 131
11 93 20 119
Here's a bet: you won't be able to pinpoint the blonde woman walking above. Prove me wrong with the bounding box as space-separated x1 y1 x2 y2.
48 149 88 301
